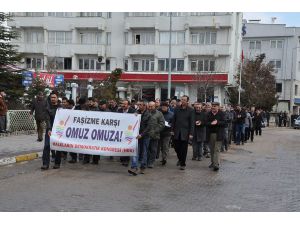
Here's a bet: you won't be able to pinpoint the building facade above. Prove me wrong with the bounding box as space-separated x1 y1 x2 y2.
9 12 242 103
242 22 300 114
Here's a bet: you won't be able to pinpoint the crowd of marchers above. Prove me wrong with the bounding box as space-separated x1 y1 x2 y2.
28 90 269 175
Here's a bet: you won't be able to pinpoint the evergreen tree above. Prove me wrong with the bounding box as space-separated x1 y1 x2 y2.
0 12 24 109
228 54 277 111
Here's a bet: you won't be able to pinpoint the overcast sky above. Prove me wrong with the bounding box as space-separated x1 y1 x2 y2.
243 12 300 27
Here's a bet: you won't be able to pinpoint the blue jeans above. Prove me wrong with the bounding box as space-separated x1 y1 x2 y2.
235 124 244 144
131 137 150 169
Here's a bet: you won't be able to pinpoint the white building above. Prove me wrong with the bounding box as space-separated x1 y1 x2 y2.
242 21 300 114
9 12 242 103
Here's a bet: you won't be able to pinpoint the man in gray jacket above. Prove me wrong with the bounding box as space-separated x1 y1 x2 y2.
30 92 47 142
146 101 165 168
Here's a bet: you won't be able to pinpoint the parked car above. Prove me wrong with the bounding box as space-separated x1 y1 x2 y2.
294 116 300 129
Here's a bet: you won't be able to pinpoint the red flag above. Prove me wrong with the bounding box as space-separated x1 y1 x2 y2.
241 50 244 62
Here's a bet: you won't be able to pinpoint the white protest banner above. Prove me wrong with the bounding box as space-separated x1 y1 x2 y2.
50 109 141 156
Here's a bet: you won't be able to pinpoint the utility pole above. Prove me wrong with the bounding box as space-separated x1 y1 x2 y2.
167 13 172 99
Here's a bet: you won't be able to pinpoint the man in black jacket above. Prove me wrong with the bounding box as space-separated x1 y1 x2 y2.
192 102 206 161
234 105 246 145
30 92 47 142
41 91 62 170
206 102 225 171
118 100 136 166
172 95 194 170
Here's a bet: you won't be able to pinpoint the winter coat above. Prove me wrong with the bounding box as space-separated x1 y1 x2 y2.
30 98 47 121
0 97 8 116
172 106 195 141
145 109 165 140
206 110 226 142
193 110 207 142
45 103 62 130
234 109 246 124
139 110 151 137
160 110 174 137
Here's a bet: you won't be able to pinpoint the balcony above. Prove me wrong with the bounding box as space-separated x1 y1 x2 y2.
46 44 106 57
186 14 232 28
185 44 230 56
13 43 45 54
125 45 156 56
125 17 157 29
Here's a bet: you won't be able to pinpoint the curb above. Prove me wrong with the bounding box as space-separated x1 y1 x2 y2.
0 152 42 167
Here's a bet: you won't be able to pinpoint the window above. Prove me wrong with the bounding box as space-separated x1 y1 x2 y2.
47 57 65 70
190 31 216 45
25 31 44 43
25 57 43 69
48 12 72 17
158 58 184 71
106 59 110 71
133 61 139 71
78 58 100 70
271 40 283 48
276 83 282 93
79 12 102 17
295 85 299 96
79 32 102 44
249 41 261 49
159 31 185 44
107 12 112 18
190 59 216 72
160 12 185 16
64 58 72 70
269 60 281 70
106 32 111 45
133 32 155 45
26 12 44 17
128 12 155 17
48 31 72 44
124 60 128 71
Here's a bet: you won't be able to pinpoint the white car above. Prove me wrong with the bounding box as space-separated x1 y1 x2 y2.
294 116 300 129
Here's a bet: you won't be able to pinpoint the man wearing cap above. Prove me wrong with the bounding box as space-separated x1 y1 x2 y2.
206 102 225 171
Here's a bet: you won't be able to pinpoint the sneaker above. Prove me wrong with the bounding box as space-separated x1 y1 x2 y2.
162 159 167 166
179 166 186 170
139 167 145 174
197 157 202 161
68 159 77 164
208 164 214 169
128 168 138 176
37 139 43 142
147 164 154 169
51 157 55 163
176 161 180 166
41 165 49 170
52 164 60 169
213 166 219 171
206 154 210 158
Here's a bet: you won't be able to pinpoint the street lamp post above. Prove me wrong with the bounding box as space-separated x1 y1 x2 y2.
87 78 94 98
71 75 78 103
167 12 172 99
290 47 300 115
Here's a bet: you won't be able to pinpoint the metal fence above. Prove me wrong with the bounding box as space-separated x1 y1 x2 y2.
6 110 36 132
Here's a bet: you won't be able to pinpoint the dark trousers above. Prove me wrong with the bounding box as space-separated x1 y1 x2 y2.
147 139 159 166
174 138 189 167
255 127 262 136
250 128 255 141
0 115 6 131
235 123 244 144
42 128 59 166
157 135 171 161
36 119 44 140
244 126 250 141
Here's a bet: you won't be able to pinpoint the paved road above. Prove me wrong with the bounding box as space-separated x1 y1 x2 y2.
0 127 299 211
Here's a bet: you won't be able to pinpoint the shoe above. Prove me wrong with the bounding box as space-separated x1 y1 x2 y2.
162 159 167 166
128 168 138 176
197 157 202 161
41 165 49 170
209 164 213 169
213 166 219 171
91 161 99 165
68 159 77 164
53 164 60 169
51 158 55 163
236 143 240 145
176 161 180 166
179 166 186 170
206 154 210 158
140 167 145 174
147 164 154 169
122 162 129 167
192 157 196 160
37 139 43 142
82 160 90 164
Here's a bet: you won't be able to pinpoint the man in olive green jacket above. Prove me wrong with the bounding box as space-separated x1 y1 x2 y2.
146 101 165 168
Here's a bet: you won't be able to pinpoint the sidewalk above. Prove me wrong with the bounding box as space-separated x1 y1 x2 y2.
0 133 43 158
